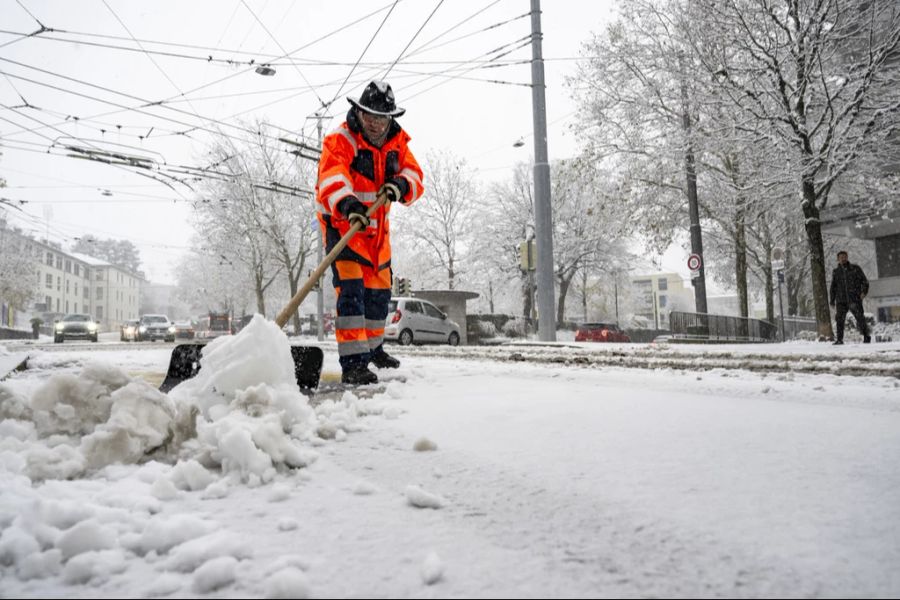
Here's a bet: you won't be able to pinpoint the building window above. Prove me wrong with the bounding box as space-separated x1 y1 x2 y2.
65 260 71 273
75 283 78 296
74 264 80 277
45 295 52 309
56 257 62 269
56 298 59 312
658 279 668 291
96 287 103 300
66 280 70 294
46 252 53 266
96 271 103 281
84 269 90 280
74 303 78 313
96 306 103 320
57 276 61 291
45 274 53 289
66 300 69 313
83 286 89 299
659 294 667 308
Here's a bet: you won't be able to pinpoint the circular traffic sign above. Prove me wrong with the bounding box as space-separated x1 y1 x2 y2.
687 253 702 271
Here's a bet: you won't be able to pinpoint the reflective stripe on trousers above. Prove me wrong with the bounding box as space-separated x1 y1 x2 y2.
332 259 391 368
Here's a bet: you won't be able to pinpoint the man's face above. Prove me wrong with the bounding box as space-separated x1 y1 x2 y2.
358 109 390 146
838 253 848 265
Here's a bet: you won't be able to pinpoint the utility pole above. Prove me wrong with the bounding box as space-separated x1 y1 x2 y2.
614 275 619 326
680 76 707 315
530 0 556 341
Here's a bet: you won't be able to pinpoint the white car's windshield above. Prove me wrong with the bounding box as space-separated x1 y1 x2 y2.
63 314 91 322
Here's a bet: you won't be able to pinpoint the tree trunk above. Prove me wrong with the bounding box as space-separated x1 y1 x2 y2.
556 272 574 325
800 180 834 340
254 270 266 315
448 256 455 291
734 208 748 318
488 280 495 314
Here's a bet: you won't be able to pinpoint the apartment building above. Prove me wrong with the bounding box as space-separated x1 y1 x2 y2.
6 231 142 332
630 273 695 329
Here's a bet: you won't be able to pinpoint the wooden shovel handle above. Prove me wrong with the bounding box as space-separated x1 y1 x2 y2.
275 191 389 328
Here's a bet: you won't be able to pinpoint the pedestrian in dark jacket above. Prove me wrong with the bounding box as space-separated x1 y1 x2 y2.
829 250 870 344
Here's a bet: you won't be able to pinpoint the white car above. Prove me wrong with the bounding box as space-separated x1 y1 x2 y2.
384 297 460 346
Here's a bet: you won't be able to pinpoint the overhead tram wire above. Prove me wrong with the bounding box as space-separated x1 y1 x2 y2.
401 36 533 102
100 0 217 140
238 0 326 109
382 0 445 80
222 13 537 124
0 65 318 151
0 103 193 200
325 0 401 111
2 3 524 149
150 1 403 114
0 3 406 148
14 0 46 29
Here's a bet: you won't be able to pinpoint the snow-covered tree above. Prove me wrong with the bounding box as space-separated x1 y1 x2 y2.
687 0 900 338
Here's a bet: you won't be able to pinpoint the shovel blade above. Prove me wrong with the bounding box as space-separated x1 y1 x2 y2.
159 343 324 393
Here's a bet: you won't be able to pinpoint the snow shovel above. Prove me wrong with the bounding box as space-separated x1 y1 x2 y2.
159 191 390 393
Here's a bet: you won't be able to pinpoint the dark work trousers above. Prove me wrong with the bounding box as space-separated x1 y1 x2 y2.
834 301 867 341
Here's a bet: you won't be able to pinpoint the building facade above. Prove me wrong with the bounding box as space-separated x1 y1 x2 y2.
2 229 142 332
630 273 695 329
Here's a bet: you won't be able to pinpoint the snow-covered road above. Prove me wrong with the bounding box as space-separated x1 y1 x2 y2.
2 330 899 597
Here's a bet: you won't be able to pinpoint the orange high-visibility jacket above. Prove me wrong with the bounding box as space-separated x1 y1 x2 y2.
316 115 424 269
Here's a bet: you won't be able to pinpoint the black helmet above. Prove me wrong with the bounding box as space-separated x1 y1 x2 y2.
347 80 405 117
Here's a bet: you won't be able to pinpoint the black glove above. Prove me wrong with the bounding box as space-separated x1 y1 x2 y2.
379 177 409 202
337 196 369 228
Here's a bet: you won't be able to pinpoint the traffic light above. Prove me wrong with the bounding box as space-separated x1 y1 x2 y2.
397 277 411 296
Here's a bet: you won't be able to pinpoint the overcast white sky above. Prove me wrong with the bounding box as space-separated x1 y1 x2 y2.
0 0 700 286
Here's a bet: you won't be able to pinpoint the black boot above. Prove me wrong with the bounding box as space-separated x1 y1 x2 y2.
371 348 400 369
832 339 844 345
341 364 378 385
863 335 871 343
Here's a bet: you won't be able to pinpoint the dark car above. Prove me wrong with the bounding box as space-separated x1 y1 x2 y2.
54 313 99 343
575 322 630 343
137 314 175 342
173 321 195 340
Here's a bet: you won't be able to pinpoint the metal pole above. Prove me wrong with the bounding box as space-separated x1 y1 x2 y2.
315 118 325 342
653 290 659 330
530 0 556 341
777 273 786 342
614 276 619 325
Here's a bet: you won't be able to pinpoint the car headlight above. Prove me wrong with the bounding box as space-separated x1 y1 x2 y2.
55 323 64 331
168 326 176 333
139 326 147 333
88 323 98 331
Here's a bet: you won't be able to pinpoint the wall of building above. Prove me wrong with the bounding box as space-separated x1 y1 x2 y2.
8 235 142 332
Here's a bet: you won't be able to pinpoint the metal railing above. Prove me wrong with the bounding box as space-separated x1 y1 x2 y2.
776 316 818 340
669 311 778 342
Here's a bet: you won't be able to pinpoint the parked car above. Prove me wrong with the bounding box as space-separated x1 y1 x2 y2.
173 320 195 340
54 313 99 343
575 322 631 343
120 319 140 342
137 314 176 342
384 297 460 346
